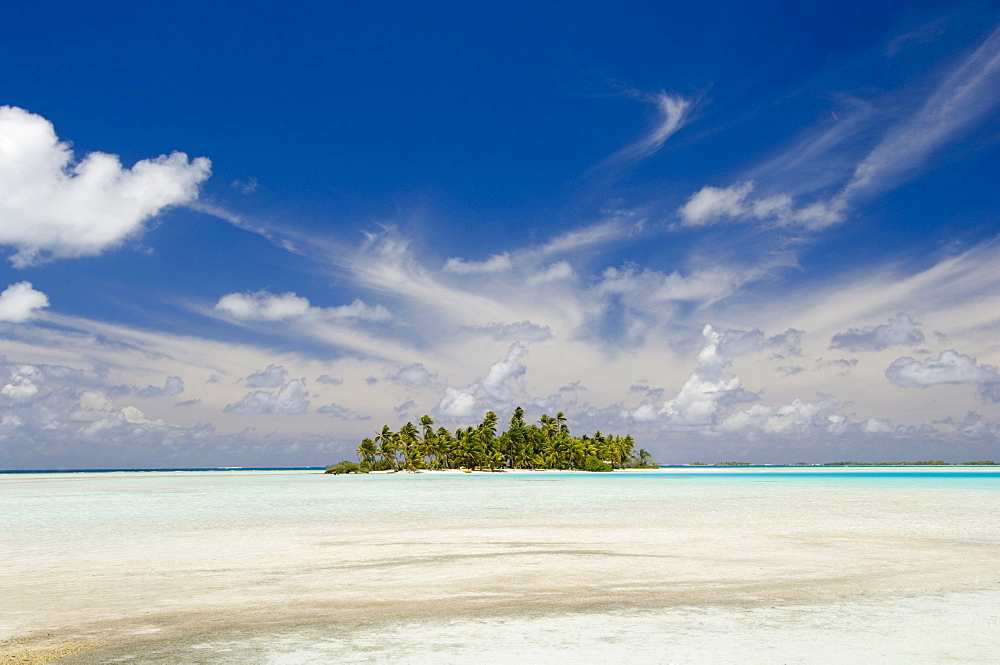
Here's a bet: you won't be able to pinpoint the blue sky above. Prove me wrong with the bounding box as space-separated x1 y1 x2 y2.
1 1 999 468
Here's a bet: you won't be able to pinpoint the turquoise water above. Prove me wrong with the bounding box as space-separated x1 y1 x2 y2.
3 468 999 663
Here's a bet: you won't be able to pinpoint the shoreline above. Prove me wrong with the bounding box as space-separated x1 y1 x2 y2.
365 464 1000 475
4 463 996 475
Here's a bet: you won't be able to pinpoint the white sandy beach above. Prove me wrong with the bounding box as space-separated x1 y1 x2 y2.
2 468 998 663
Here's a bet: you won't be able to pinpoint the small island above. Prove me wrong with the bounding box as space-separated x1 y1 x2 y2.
326 407 651 473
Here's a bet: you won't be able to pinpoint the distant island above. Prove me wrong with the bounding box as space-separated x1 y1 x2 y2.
326 408 650 473
688 461 996 467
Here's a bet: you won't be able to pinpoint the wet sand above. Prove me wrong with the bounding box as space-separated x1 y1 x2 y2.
3 469 998 663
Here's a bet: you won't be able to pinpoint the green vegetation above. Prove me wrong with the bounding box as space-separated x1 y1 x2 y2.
346 408 640 472
822 460 995 466
324 460 363 474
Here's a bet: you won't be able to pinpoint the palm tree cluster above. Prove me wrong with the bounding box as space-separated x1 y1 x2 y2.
353 407 645 472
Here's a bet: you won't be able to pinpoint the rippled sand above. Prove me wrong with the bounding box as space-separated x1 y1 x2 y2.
2 469 998 663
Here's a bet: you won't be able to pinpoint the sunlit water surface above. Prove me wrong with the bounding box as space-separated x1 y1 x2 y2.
2 468 998 663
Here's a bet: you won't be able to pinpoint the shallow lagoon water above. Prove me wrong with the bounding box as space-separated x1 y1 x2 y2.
2 468 998 663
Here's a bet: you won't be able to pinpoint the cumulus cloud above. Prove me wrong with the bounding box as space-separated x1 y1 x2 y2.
1 364 42 402
527 261 574 285
317 403 370 420
224 379 310 415
678 181 843 229
216 291 309 320
0 282 49 322
443 253 512 274
885 350 1000 389
721 395 842 435
0 106 211 266
481 343 528 401
394 399 416 416
215 290 390 322
437 387 479 419
137 376 184 398
620 325 872 441
391 363 434 386
831 313 924 351
623 325 757 427
316 374 343 385
717 327 803 358
246 364 288 388
0 359 216 464
434 343 529 419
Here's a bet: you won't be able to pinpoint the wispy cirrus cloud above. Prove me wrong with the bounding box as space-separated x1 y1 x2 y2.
838 23 1000 206
678 22 1000 230
604 92 691 165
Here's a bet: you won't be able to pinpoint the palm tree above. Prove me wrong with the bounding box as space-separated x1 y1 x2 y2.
375 425 397 470
357 438 377 467
399 422 421 470
556 412 568 437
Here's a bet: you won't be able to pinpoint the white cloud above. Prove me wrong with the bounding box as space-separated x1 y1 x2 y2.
215 291 309 321
597 265 750 306
623 325 757 427
830 313 925 351
434 343 529 420
437 387 479 419
224 379 310 415
443 253 512 274
861 417 896 434
717 327 803 358
527 261 574 285
138 376 185 398
0 282 49 322
839 24 1000 205
0 106 211 266
678 181 843 229
885 350 1000 388
606 92 691 164
392 363 433 386
721 396 841 434
246 364 288 388
394 399 416 415
540 219 632 255
678 182 755 226
1 365 41 402
317 403 370 420
121 405 165 426
215 290 390 323
480 342 528 401
679 26 1000 233
231 177 258 194
468 321 553 342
